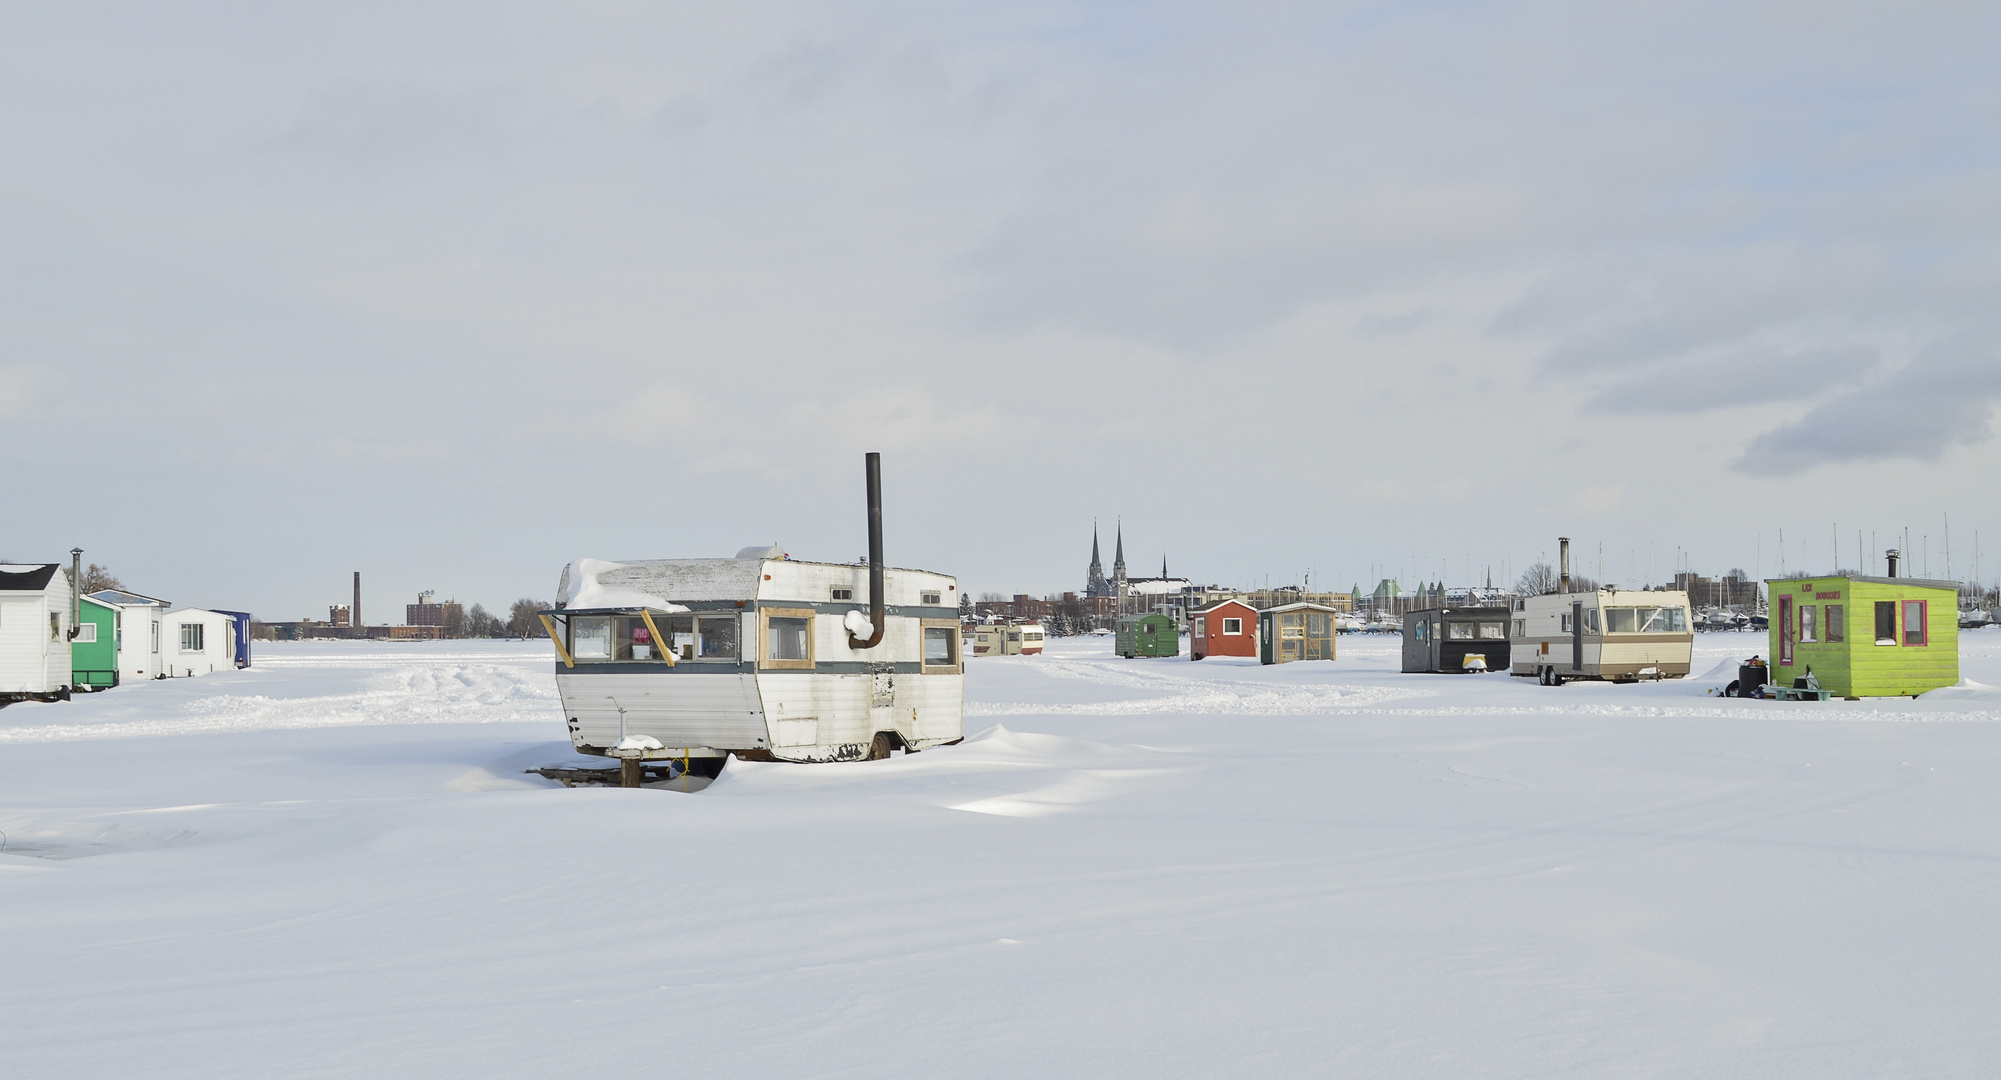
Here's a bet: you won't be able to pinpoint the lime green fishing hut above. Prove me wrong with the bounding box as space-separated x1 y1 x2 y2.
71 594 119 690
1765 567 1958 698
1115 613 1180 658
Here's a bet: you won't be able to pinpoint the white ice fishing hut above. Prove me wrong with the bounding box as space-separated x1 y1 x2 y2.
0 564 75 705
542 453 964 766
91 589 171 682
163 608 240 677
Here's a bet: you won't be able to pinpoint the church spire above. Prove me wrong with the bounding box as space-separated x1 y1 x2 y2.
1113 520 1126 574
1085 520 1112 599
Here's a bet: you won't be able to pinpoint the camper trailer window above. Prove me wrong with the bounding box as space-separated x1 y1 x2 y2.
1585 609 1600 633
922 591 942 605
1561 612 1572 632
1448 622 1473 640
698 617 737 659
1480 622 1506 639
1634 607 1687 633
1826 605 1844 642
660 615 695 659
573 617 612 660
768 616 810 661
925 627 955 664
1875 601 1897 644
1799 605 1817 643
1512 619 1526 637
1903 601 1927 646
832 587 853 601
1606 608 1635 633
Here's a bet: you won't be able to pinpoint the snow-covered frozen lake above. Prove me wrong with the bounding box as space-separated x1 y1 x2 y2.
6 631 2001 1077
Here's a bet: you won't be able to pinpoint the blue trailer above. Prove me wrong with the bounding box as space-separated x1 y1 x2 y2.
213 610 253 667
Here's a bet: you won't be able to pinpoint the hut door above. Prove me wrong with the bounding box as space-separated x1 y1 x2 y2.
1570 602 1583 671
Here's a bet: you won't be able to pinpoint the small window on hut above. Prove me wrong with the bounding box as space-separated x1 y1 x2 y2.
1799 605 1817 643
1193 617 1206 637
573 616 612 660
768 617 809 660
180 623 204 652
1825 604 1844 642
76 623 97 644
1902 601 1927 646
1448 622 1473 640
1875 601 1897 645
760 609 814 669
922 620 960 672
699 617 738 659
1480 622 1506 640
1222 617 1243 635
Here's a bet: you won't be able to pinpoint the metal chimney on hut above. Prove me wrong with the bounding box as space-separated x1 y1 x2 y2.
1559 537 1572 593
69 548 83 640
1886 549 1900 578
847 452 886 650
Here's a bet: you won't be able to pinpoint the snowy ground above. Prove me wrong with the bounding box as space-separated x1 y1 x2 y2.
6 631 2001 1077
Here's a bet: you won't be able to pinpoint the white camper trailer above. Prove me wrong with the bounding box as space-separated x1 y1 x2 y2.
542 454 964 775
163 608 239 677
1509 538 1693 684
0 564 75 705
91 589 171 682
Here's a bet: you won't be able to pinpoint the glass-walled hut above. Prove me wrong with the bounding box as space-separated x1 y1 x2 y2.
1257 602 1339 665
1402 606 1511 673
1766 575 1958 697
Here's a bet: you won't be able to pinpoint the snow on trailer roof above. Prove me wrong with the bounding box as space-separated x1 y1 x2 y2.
555 552 954 612
89 588 172 607
0 564 60 590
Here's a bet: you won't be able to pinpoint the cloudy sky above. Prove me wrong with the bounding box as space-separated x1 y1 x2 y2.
4 2 1998 619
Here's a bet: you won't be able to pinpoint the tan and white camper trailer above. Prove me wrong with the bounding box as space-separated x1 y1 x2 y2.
1509 538 1693 685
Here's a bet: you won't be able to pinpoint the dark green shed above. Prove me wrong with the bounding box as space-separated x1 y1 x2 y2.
1115 613 1180 658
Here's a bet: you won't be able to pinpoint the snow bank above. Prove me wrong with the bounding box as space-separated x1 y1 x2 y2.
842 609 874 640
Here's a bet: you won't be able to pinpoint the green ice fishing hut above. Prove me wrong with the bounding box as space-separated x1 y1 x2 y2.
1765 562 1958 698
71 593 119 690
1115 612 1180 658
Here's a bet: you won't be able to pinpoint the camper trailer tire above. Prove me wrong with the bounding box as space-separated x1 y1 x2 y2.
867 732 897 760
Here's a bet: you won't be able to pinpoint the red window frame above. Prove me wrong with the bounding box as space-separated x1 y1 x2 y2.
1901 600 1928 647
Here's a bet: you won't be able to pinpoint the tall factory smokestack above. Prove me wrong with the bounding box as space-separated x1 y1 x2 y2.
353 571 361 631
1559 537 1572 593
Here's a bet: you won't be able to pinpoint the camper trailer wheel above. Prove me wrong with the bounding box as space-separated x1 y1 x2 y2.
1537 667 1550 686
867 732 895 761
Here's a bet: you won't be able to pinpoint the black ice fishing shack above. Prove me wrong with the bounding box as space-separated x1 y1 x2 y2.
1402 606 1512 673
